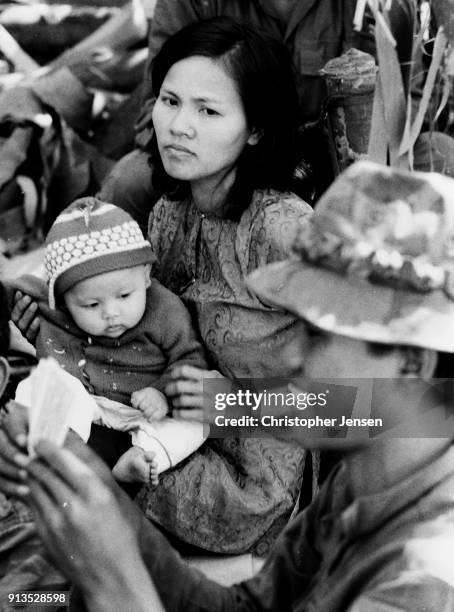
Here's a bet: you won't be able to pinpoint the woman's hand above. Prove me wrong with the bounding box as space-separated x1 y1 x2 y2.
11 291 40 344
0 401 30 498
165 364 226 421
26 439 163 611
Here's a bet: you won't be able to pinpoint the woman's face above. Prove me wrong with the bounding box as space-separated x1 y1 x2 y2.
152 55 257 201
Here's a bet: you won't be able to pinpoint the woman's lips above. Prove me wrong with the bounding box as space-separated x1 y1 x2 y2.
165 144 195 155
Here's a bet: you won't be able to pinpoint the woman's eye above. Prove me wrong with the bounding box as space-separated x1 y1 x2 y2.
84 303 98 309
161 95 178 107
200 107 219 116
120 293 131 299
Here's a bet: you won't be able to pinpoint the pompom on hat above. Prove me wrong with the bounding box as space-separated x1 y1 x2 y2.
247 161 454 353
45 197 154 309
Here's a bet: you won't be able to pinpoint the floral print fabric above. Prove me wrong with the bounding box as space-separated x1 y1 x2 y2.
137 189 313 554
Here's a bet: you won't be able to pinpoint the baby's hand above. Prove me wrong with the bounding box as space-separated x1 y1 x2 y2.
131 387 168 421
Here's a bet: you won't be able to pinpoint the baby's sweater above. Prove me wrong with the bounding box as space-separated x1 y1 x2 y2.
11 275 207 405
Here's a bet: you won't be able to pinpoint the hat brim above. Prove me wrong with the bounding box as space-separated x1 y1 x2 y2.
247 259 454 353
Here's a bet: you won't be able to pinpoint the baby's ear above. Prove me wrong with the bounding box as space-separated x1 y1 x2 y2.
144 263 152 287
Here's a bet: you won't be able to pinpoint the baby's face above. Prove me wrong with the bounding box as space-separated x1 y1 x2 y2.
63 265 150 338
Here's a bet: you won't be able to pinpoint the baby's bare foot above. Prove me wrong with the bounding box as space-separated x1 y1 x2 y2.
112 447 158 484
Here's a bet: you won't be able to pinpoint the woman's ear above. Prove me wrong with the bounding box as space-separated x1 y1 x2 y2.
247 127 263 146
400 347 437 378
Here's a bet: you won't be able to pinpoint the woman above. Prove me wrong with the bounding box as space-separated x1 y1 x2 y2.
14 17 313 556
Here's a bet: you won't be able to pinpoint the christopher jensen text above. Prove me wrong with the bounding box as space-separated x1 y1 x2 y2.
213 389 383 429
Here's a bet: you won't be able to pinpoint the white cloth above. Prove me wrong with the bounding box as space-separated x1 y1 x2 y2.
15 360 95 452
93 395 208 473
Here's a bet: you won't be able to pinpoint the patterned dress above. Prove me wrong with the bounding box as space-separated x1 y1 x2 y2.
136 189 313 555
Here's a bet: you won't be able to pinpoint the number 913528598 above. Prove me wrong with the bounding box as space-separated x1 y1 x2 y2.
6 591 69 607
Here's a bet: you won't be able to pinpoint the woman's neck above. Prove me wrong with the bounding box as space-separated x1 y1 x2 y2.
190 167 237 217
266 0 298 24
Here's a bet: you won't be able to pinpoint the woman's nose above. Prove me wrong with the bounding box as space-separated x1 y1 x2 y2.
169 108 195 138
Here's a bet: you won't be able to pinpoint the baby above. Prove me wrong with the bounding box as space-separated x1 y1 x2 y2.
11 198 208 485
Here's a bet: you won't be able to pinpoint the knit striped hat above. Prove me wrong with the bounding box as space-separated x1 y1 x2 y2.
45 197 154 309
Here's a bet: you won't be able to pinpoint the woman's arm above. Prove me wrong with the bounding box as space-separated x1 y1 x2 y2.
245 193 312 272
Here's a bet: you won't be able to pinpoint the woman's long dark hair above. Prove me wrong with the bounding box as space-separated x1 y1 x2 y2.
148 17 300 220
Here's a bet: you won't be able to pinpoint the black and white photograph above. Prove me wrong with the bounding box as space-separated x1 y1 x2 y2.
0 1 453 610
